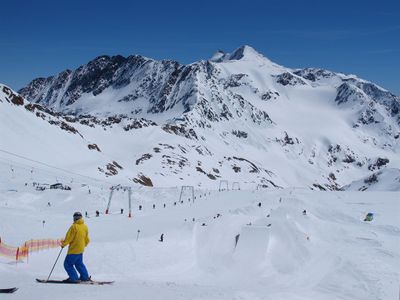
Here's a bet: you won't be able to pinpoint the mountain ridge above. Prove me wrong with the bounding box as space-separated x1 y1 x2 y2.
3 46 399 189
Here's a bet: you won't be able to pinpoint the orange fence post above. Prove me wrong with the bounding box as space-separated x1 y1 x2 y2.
24 242 28 263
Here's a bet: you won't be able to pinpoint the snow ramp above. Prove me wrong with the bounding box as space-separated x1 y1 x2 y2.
266 207 311 274
192 215 248 272
233 225 270 268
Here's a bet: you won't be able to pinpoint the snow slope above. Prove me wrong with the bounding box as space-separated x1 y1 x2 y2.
344 168 400 191
0 170 399 300
1 46 399 300
2 45 400 190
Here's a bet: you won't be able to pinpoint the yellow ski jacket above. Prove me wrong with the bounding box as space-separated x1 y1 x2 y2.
61 218 90 254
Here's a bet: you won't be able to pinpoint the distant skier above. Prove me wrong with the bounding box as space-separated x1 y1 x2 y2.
139 205 142 210
85 211 88 218
258 202 262 207
95 210 100 217
153 204 155 209
159 233 164 242
61 212 90 283
302 210 307 216
163 203 166 208
120 208 124 214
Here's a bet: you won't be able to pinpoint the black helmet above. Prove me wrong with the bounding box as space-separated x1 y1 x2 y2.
73 212 82 221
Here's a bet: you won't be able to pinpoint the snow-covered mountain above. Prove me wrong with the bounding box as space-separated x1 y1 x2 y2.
3 45 400 189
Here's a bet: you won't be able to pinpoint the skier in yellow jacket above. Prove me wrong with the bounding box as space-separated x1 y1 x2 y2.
61 212 90 283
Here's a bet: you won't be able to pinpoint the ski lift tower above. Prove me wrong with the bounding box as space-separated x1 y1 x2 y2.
105 185 133 218
232 182 240 190
219 180 229 192
179 185 195 203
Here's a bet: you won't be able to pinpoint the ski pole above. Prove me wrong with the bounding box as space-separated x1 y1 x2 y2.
47 247 63 281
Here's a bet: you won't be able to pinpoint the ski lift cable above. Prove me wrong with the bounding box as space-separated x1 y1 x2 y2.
0 155 97 187
0 158 105 190
0 148 113 187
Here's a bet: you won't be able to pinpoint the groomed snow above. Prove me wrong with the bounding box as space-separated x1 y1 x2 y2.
0 169 399 300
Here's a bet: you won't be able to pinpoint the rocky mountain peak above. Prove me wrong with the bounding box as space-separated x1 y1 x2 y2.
228 45 265 61
4 45 400 190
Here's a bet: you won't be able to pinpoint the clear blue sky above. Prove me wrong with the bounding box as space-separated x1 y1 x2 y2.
1 0 399 94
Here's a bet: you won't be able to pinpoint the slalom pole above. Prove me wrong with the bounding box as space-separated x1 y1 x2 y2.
46 247 63 281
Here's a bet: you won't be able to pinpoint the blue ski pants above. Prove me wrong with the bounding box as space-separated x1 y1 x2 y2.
64 253 89 281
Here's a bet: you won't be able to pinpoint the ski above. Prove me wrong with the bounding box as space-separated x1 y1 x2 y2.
36 279 114 285
0 287 18 293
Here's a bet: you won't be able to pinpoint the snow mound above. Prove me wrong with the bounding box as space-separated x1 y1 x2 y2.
266 207 311 274
233 225 270 269
192 215 242 272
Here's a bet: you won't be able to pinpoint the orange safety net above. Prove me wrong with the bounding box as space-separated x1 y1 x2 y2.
0 238 62 261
